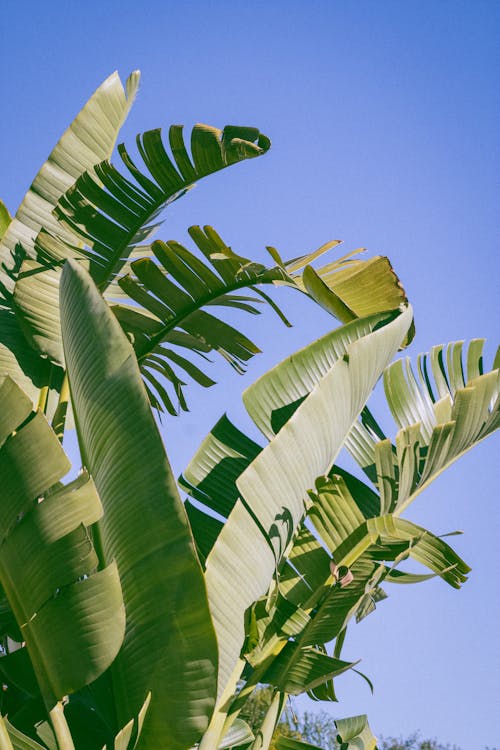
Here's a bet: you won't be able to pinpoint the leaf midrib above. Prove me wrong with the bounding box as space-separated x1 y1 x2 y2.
135 271 289 363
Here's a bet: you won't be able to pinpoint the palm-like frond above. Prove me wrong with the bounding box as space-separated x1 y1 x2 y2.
0 376 125 708
346 339 500 513
12 123 271 373
180 313 493 724
9 103 412 413
34 123 271 285
102 229 415 417
114 225 292 414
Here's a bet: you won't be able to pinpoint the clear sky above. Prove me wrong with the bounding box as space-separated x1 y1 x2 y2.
1 1 499 747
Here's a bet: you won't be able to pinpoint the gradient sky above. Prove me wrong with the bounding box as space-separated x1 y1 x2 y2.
1 1 499 747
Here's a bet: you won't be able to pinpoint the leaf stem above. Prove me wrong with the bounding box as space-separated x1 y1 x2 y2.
37 385 49 414
0 715 14 750
51 373 70 442
134 276 284 364
198 659 246 750
49 703 75 750
247 690 287 750
37 364 55 415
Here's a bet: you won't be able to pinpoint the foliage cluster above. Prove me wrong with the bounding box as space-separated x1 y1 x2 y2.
0 71 497 750
241 688 465 750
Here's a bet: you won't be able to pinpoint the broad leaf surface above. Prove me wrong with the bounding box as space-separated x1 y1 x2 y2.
242 310 407 441
1 71 139 296
60 260 218 750
0 377 124 708
205 306 412 698
13 122 271 372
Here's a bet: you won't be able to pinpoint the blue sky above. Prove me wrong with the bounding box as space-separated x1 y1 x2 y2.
1 1 499 746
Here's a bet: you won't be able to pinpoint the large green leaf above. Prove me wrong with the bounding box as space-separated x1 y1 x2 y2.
1 71 139 297
232 341 490 664
346 339 500 514
204 306 412 699
13 120 271 371
59 259 218 750
0 376 124 709
113 226 292 413
0 309 55 408
182 310 473 711
242 310 407 441
1 72 138 416
49 124 271 286
261 643 354 695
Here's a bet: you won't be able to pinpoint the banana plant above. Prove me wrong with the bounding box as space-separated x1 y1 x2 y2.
181 318 498 749
2 69 409 423
0 70 498 750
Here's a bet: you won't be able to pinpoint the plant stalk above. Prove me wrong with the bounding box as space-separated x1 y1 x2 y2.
247 690 287 750
37 364 55 415
51 373 70 443
222 652 284 734
49 703 75 750
0 715 14 750
37 385 49 414
198 658 246 750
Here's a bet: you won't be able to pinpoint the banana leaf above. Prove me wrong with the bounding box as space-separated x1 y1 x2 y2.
0 376 124 709
1 71 139 296
59 259 218 750
204 306 412 699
